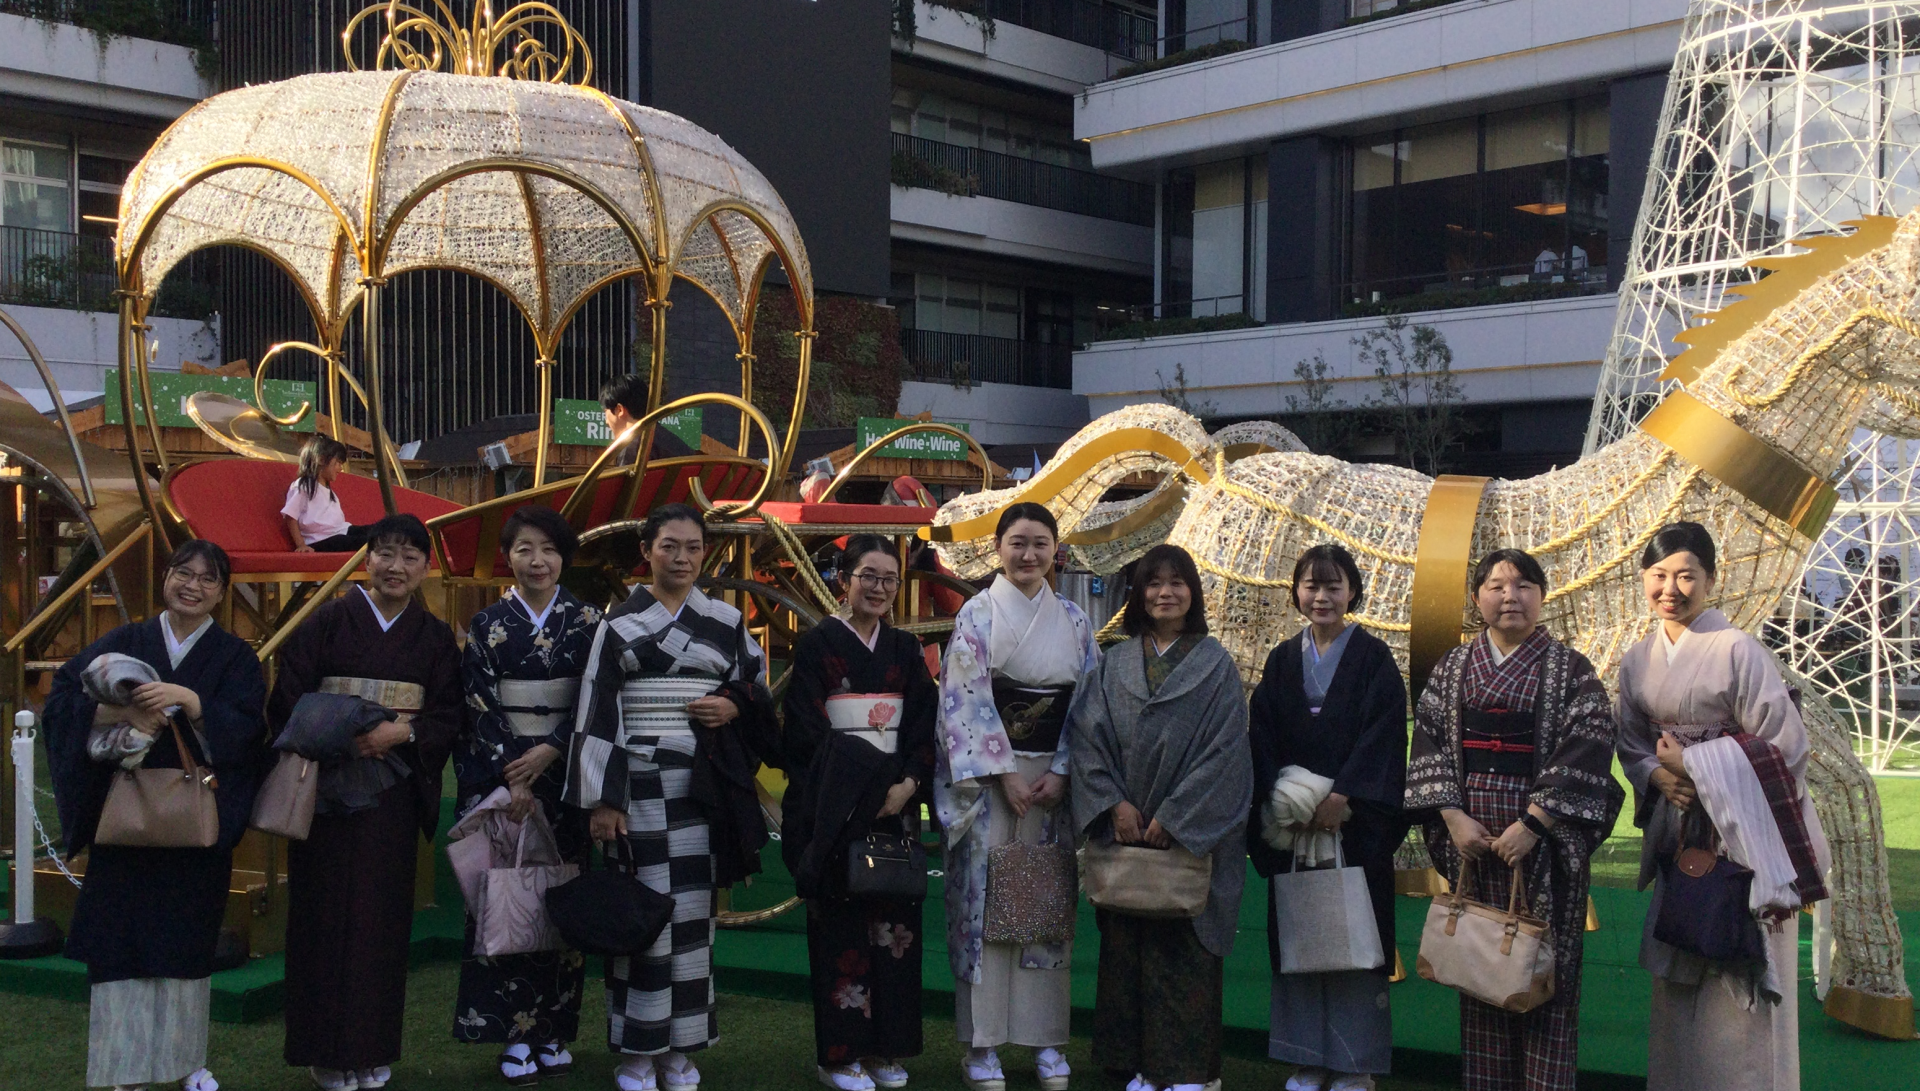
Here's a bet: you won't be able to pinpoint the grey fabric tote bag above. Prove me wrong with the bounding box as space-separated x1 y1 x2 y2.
1272 841 1386 974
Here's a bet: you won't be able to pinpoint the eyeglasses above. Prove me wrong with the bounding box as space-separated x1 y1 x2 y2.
166 568 222 590
851 572 900 591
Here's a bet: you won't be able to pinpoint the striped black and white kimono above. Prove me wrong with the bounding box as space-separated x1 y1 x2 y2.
565 584 775 1057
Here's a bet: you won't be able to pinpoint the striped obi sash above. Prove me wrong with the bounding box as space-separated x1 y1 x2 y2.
619 675 719 743
319 676 423 722
497 677 581 737
826 693 904 754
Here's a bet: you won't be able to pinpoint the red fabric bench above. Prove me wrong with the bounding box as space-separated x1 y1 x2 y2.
746 502 934 526
166 459 460 575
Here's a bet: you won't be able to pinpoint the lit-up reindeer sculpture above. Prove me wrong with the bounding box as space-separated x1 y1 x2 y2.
929 216 1920 1039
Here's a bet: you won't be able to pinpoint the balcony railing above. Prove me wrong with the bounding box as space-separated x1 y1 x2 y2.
0 0 215 53
1 224 215 317
892 133 1156 226
977 0 1156 61
901 328 1075 389
1346 0 1472 26
1344 260 1611 316
1 225 116 312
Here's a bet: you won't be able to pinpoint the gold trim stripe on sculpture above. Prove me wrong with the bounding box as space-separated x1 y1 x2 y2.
1637 390 1837 539
1406 475 1490 699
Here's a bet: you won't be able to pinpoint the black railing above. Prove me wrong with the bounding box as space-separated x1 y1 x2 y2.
901 329 1075 389
0 0 216 52
979 0 1156 61
891 133 1156 226
1 226 116 312
1347 260 1611 304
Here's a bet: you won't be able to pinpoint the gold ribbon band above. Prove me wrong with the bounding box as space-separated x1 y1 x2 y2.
1823 985 1919 1041
1638 391 1837 539
1407 475 1490 699
920 428 1212 543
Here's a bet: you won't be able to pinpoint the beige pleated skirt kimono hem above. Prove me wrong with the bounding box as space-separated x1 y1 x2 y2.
87 976 211 1087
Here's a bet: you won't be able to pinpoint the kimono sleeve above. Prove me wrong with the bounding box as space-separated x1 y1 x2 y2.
1728 633 1811 784
1404 649 1465 815
565 617 629 812
456 611 513 792
1151 653 1254 857
937 597 1018 786
1332 641 1410 808
1612 645 1663 825
718 617 779 766
41 630 125 854
1049 600 1101 778
409 619 464 785
1245 643 1290 875
200 639 269 849
1529 650 1625 830
267 603 334 727
776 630 834 775
1066 654 1125 840
899 631 940 792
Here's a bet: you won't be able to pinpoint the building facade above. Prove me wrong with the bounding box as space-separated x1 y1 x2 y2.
1072 0 1689 475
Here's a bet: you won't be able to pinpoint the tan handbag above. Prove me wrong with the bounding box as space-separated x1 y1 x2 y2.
94 718 220 849
1416 858 1556 1012
250 751 319 840
1083 839 1212 919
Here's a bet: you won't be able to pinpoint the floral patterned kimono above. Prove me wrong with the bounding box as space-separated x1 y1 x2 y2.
933 575 1099 1049
453 588 600 1047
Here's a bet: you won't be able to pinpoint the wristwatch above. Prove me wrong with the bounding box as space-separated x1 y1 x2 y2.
406 725 417 744
1520 812 1550 838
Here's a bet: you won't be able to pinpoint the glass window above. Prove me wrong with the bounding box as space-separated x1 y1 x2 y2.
983 283 1020 340
0 138 72 233
1191 159 1245 317
1401 118 1478 184
1347 96 1610 306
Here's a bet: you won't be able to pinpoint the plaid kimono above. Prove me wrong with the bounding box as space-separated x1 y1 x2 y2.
565 586 772 1057
1407 629 1623 1091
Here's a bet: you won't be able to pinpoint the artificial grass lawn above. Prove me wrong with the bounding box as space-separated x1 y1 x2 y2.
0 961 1462 1091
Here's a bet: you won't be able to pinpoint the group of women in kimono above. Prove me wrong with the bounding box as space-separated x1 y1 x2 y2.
43 485 1826 1091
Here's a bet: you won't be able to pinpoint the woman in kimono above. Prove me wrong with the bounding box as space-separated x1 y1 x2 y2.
1069 544 1253 1091
567 503 778 1091
780 535 939 1091
1247 544 1407 1091
1615 522 1827 1091
44 539 266 1091
454 507 602 1084
935 502 1099 1091
1405 548 1622 1091
272 513 464 1091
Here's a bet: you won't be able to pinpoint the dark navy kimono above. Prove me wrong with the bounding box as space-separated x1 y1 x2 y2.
43 617 267 983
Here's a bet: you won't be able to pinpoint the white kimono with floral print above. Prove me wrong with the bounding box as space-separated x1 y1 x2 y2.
933 586 1099 982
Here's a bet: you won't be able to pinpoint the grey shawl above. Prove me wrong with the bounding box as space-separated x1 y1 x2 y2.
1068 634 1253 956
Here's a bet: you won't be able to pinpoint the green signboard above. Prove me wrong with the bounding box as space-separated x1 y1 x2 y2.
104 370 317 432
855 417 972 460
551 398 703 449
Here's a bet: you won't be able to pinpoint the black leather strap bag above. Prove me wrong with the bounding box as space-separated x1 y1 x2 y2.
544 837 674 956
844 819 929 902
1652 810 1767 965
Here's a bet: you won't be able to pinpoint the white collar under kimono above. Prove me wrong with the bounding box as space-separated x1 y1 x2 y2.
358 585 408 632
161 613 213 669
1658 619 1697 665
835 614 882 652
511 587 560 630
986 574 1081 686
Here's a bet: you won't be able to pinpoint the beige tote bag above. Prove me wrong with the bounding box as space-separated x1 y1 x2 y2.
250 751 319 840
1272 841 1386 974
1416 858 1555 1012
1083 840 1212 919
94 719 220 849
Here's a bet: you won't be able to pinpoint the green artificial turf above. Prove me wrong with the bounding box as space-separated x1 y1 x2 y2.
0 961 1469 1091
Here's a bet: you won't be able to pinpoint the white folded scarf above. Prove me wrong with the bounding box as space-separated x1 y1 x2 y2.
1261 765 1350 867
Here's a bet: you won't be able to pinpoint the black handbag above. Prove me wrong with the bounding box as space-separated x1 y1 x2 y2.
844 826 929 902
544 837 675 957
1652 811 1767 965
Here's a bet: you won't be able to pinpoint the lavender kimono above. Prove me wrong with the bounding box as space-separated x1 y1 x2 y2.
933 578 1098 1046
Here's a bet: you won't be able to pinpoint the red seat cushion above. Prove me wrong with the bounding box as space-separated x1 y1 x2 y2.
167 459 460 571
749 502 934 526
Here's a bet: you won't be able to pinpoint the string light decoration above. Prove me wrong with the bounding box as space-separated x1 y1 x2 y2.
343 0 593 84
1585 0 1920 775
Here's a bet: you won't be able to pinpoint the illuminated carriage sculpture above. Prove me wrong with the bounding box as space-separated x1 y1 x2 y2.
0 3 1001 948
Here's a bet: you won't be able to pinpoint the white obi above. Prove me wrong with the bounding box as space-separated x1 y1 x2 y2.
619 675 717 743
827 692 904 755
496 677 581 737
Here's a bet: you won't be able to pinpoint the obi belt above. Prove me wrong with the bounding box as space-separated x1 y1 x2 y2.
497 677 581 737
992 677 1073 756
619 674 719 746
827 692 904 754
1460 707 1535 776
319 676 424 722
